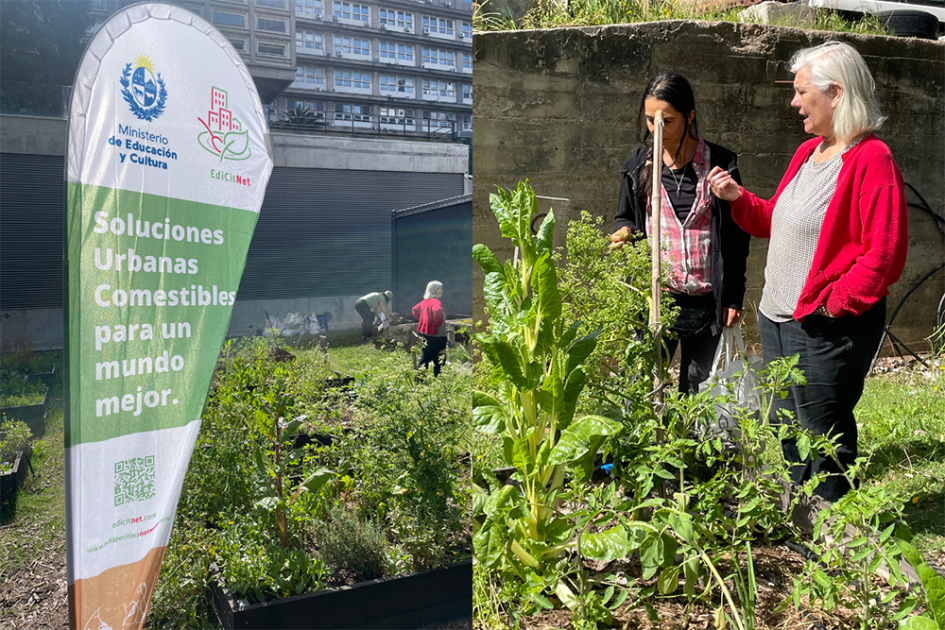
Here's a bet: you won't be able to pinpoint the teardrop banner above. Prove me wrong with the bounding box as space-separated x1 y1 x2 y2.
64 4 272 628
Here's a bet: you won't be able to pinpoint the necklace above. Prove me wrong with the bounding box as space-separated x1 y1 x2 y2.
666 163 685 196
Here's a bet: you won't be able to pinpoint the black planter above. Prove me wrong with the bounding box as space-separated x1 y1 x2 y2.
211 558 472 629
24 364 58 387
1 443 32 505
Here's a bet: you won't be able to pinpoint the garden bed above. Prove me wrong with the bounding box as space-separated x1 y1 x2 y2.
1 385 50 437
23 364 58 387
1 442 32 505
211 558 472 630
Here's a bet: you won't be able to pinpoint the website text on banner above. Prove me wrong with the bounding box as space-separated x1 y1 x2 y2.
63 4 272 629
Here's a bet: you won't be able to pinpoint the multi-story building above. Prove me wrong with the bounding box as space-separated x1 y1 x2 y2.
88 0 473 139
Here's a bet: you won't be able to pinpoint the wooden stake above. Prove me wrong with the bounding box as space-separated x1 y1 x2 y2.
650 110 665 442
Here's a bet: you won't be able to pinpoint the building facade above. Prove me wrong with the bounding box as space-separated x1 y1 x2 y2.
89 0 473 139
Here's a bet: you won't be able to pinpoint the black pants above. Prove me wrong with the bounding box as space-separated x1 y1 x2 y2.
664 293 720 395
355 299 375 338
418 334 448 376
758 298 885 502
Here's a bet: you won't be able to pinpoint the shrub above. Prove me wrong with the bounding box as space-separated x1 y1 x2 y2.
314 505 389 584
0 418 32 471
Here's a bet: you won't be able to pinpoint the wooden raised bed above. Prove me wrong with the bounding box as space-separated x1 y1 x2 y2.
1 385 50 437
211 558 472 629
1 443 32 505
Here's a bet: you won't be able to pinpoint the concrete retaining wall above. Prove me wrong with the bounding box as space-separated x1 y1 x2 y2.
472 21 945 349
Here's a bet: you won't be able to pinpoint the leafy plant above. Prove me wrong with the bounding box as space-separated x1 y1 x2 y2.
897 539 945 629
1 334 36 372
0 418 32 470
242 364 334 548
472 181 623 608
0 379 47 408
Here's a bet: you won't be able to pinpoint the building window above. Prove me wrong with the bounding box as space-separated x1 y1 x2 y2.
398 43 414 61
296 30 324 50
231 39 246 51
334 36 369 55
462 22 472 38
422 15 453 35
424 111 455 128
422 48 454 67
294 0 324 16
333 1 368 21
379 41 396 60
257 41 286 56
335 103 370 122
379 9 411 29
463 114 472 130
213 11 245 27
257 17 287 32
462 53 472 69
463 84 472 100
380 107 414 124
380 75 414 94
256 0 286 7
335 70 370 89
296 65 326 85
423 80 454 97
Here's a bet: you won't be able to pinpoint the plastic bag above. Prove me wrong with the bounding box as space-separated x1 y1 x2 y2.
700 325 763 439
377 311 391 332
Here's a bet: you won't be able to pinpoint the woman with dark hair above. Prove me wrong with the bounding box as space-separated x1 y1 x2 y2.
612 72 751 394
708 41 908 501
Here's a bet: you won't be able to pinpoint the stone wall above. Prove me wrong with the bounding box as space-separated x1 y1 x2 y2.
472 21 945 349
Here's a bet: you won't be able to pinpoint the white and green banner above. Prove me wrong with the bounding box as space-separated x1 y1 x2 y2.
64 4 272 628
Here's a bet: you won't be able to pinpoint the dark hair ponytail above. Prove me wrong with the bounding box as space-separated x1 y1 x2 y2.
635 72 700 206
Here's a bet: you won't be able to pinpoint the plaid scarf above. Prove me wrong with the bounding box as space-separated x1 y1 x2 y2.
645 138 714 295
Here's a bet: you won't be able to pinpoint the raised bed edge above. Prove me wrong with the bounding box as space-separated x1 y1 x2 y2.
211 557 472 630
0 442 33 505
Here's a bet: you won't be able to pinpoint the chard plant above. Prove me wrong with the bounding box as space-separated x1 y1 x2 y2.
472 181 622 605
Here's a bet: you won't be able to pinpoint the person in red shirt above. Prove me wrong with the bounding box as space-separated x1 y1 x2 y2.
412 280 447 376
708 41 908 502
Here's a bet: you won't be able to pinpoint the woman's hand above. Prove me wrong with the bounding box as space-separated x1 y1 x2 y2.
723 307 743 327
707 166 742 202
610 226 633 250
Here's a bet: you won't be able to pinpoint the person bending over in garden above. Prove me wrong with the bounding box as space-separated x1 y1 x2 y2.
412 280 448 377
611 71 751 395
707 41 908 502
355 290 393 341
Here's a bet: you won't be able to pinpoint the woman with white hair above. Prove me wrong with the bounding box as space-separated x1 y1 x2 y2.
708 41 908 502
412 280 447 376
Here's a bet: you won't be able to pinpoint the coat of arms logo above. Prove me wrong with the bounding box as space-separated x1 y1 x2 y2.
119 54 168 122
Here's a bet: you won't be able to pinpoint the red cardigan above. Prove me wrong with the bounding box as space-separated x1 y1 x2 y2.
730 134 908 321
412 298 445 335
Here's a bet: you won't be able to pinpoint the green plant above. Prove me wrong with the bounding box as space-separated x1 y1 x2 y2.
0 418 32 471
0 379 47 408
0 334 36 372
472 181 624 609
314 505 389 584
897 539 945 629
789 454 918 629
243 364 334 548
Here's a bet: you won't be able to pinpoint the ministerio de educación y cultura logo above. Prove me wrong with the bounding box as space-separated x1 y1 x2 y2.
119 54 167 122
197 87 251 162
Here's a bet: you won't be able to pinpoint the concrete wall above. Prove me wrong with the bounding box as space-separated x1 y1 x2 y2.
472 21 945 348
0 115 470 349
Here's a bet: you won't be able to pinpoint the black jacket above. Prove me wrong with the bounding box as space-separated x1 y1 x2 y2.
615 141 751 336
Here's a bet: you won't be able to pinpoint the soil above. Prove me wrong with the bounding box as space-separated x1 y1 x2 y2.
516 543 886 630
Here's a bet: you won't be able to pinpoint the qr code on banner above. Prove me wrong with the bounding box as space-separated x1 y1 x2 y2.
114 456 156 506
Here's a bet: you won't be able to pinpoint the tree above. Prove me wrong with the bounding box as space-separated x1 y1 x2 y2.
0 1 94 114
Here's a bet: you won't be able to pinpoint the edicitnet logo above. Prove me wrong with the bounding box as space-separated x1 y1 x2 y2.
197 87 251 162
119 54 167 122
